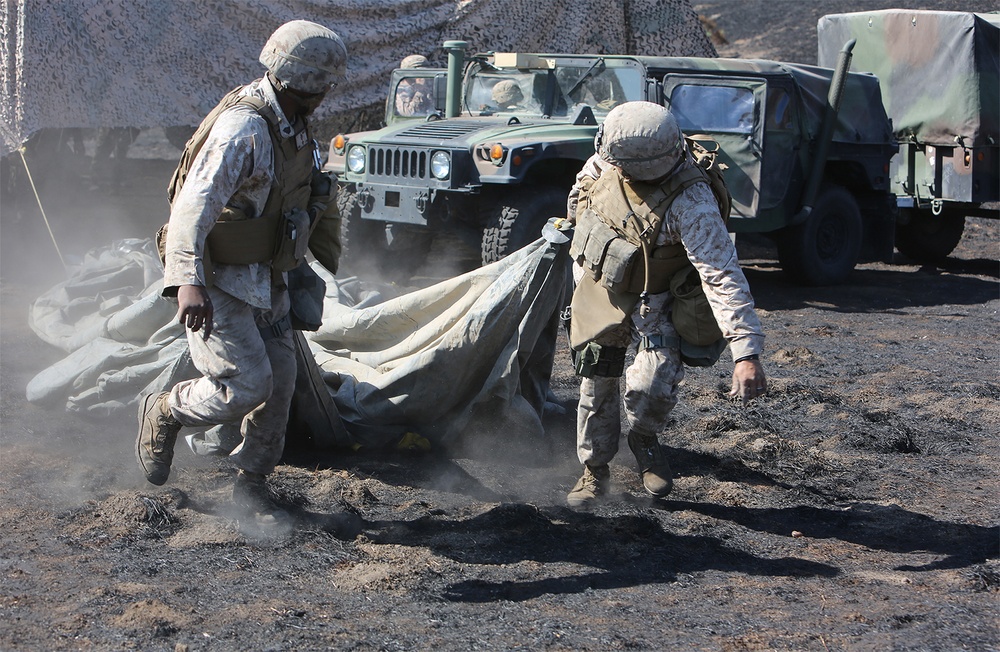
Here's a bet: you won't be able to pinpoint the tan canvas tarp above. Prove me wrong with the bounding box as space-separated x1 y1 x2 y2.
26 232 571 450
1 0 714 155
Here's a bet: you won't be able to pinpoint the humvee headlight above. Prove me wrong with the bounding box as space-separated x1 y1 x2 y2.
430 151 451 180
347 146 366 173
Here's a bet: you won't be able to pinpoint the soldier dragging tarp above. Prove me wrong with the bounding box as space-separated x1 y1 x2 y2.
134 20 354 532
563 101 768 507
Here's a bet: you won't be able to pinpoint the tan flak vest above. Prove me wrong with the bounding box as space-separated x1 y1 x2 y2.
161 83 317 278
568 155 729 351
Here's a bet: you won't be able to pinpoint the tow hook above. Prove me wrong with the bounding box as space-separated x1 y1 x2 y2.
357 186 374 210
415 191 430 214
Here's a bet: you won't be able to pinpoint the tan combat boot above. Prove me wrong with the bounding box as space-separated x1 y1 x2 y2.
135 392 182 486
627 430 673 497
566 464 611 507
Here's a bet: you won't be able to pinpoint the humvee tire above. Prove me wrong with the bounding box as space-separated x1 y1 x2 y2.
338 187 384 277
776 184 863 286
895 209 965 263
481 186 567 264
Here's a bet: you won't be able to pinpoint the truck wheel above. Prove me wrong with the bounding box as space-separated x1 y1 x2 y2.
894 210 965 263
338 186 387 277
776 184 863 286
481 186 567 265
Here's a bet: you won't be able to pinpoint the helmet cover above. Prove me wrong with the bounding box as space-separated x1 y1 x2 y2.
596 101 685 181
259 20 347 94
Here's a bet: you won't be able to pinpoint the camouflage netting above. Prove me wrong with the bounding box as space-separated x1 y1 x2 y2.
0 0 715 156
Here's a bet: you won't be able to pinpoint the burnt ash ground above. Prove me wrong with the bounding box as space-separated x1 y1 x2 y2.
2 142 998 652
2 3 1000 648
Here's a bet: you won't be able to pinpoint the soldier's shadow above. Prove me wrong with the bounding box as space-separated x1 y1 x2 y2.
364 502 838 603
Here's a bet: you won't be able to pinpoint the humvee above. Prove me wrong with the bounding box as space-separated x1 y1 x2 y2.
327 40 898 285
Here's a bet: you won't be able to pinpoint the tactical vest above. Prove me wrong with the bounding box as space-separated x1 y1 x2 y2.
567 142 732 357
162 83 317 271
570 160 723 297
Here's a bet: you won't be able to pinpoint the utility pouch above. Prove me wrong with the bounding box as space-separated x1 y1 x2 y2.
668 264 727 367
571 208 644 294
271 208 312 273
669 265 723 346
572 342 627 378
155 223 168 267
601 237 642 294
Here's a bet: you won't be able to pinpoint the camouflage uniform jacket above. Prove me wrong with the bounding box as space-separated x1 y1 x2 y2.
164 77 312 310
568 152 765 361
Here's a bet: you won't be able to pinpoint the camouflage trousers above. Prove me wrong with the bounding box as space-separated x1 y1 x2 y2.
576 285 685 467
168 285 295 475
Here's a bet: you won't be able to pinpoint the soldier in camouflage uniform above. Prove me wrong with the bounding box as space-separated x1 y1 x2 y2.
395 54 436 117
135 21 348 525
565 101 767 507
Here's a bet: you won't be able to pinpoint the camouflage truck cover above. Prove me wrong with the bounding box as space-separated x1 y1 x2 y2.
818 10 1000 148
818 10 1000 262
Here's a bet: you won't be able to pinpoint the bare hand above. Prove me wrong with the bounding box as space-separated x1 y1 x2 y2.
176 284 213 340
730 358 766 405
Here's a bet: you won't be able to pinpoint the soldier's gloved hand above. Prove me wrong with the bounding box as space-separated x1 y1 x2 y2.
308 171 337 223
311 170 334 199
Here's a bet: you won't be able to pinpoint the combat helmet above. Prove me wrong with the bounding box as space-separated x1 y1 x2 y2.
596 101 685 181
491 80 524 107
400 54 431 69
259 20 347 94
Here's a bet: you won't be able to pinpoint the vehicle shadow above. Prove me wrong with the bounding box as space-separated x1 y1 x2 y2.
742 262 999 312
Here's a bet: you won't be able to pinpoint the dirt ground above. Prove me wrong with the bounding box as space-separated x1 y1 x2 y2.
2 3 999 651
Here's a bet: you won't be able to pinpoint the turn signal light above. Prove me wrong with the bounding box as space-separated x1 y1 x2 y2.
490 143 505 163
333 134 347 153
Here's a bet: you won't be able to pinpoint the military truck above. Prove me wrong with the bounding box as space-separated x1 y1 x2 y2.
327 40 899 285
818 10 1000 263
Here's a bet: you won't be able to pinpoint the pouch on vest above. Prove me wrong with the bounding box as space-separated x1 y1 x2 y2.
669 264 727 367
271 208 312 273
669 265 723 346
571 207 646 292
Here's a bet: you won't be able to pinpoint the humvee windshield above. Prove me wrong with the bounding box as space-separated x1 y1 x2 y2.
388 71 444 122
464 58 644 120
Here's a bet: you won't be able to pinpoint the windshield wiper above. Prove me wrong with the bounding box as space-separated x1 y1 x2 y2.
565 58 606 98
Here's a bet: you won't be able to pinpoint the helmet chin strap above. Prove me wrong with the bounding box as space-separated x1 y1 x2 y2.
265 72 325 119
266 71 289 92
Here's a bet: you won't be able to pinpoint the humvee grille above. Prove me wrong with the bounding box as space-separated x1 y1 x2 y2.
368 147 429 180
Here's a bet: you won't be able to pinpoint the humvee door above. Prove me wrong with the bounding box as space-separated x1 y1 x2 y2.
662 76 766 219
